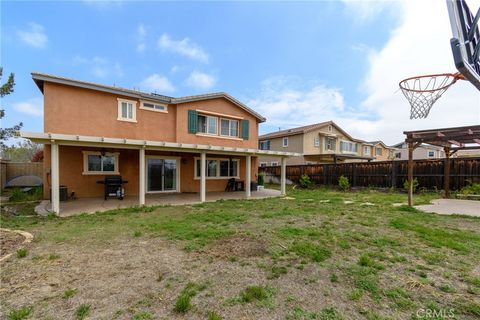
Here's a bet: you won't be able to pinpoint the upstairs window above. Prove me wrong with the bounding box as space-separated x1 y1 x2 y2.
314 137 320 147
282 137 289 147
428 150 435 158
220 118 239 137
340 141 358 153
259 140 270 150
376 147 383 156
395 152 402 159
325 137 336 151
141 101 168 113
364 146 371 155
198 115 218 135
117 99 136 122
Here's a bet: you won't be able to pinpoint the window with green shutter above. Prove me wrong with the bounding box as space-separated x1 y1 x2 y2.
241 119 249 140
188 110 198 133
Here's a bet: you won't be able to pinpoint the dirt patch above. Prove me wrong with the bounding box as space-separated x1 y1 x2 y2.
0 230 25 258
203 236 268 258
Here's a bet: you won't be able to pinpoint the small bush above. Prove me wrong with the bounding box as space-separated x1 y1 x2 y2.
338 175 350 192
299 174 312 188
403 178 419 193
460 183 480 195
75 304 90 320
8 306 32 320
16 248 28 258
258 172 265 186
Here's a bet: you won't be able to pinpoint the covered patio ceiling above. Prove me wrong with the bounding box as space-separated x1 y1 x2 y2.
403 124 480 206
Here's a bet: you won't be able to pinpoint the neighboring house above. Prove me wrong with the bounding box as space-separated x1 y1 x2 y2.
392 142 445 160
453 149 480 158
258 121 394 166
21 73 298 214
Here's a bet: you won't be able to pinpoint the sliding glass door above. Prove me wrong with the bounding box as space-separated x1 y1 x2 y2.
146 157 178 192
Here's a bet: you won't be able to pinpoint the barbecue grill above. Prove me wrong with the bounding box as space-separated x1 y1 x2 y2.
97 176 128 200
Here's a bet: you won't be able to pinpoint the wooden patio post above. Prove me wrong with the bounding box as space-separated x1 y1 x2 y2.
444 146 451 199
407 141 414 206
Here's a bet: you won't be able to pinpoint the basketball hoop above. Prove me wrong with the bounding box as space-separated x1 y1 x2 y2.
399 73 465 119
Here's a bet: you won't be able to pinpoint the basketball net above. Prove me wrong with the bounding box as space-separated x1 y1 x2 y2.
399 73 464 119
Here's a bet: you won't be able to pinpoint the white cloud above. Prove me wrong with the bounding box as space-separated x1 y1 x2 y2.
158 33 209 63
342 0 399 24
136 24 146 53
249 76 348 130
140 74 175 93
347 0 480 144
17 22 48 48
185 71 216 90
73 56 123 78
13 98 43 117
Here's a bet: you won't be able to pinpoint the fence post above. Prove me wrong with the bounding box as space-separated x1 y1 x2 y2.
352 164 357 187
391 160 396 189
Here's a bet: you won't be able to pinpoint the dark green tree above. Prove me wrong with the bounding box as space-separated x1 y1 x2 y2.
0 67 23 148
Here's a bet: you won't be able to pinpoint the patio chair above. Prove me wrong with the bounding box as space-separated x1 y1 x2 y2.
225 178 236 192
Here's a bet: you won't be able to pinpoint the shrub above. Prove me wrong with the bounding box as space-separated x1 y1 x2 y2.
403 178 419 193
460 183 480 195
258 172 265 186
9 187 43 202
299 174 312 188
338 175 350 192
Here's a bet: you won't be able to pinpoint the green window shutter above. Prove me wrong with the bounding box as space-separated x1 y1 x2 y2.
241 119 249 140
188 110 198 134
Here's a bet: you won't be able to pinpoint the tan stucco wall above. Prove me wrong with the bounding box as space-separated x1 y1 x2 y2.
258 133 304 165
43 83 259 148
43 145 258 199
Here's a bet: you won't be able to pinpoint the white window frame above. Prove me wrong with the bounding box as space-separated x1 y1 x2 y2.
428 150 436 158
395 152 402 159
197 114 218 135
314 137 320 147
325 137 336 151
117 98 137 123
82 151 120 175
194 157 240 180
220 118 239 138
364 146 371 155
282 137 289 147
259 162 268 167
340 140 357 153
140 100 168 113
271 161 279 166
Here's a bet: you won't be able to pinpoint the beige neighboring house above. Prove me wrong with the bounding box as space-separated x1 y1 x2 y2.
392 142 445 160
258 121 395 166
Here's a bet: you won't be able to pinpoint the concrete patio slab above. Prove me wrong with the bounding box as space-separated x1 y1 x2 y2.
35 189 282 217
415 199 480 217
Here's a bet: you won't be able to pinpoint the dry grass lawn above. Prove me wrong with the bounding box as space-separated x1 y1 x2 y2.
1 187 479 320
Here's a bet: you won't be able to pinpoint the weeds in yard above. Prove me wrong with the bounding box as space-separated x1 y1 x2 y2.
290 241 331 263
132 311 154 320
237 285 276 308
330 273 338 283
319 307 343 320
75 304 90 320
48 254 60 260
133 231 142 237
16 248 28 258
63 288 77 299
207 311 223 320
8 187 43 202
7 306 32 320
268 265 288 279
173 282 208 313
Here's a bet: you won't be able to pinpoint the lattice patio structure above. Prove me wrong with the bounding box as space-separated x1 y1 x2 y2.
404 125 480 206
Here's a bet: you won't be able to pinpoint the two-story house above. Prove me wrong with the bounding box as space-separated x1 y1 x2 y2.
392 142 445 160
258 121 394 166
21 73 298 214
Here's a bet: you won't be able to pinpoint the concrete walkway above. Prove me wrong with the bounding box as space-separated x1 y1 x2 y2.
35 189 282 217
415 199 480 217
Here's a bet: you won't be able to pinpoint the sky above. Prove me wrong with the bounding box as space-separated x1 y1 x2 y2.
1 0 479 146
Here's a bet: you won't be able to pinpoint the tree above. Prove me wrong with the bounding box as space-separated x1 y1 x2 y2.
0 67 23 149
1 140 43 162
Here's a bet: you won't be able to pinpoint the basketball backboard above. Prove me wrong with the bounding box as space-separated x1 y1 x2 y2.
446 0 480 90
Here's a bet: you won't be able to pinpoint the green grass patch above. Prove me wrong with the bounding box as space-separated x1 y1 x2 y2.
74 304 90 320
207 310 223 320
16 248 28 258
289 241 331 263
173 282 208 313
132 311 154 320
7 306 32 320
63 288 77 299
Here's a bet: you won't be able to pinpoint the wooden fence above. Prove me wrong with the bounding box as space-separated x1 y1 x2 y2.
0 160 43 189
259 157 480 190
